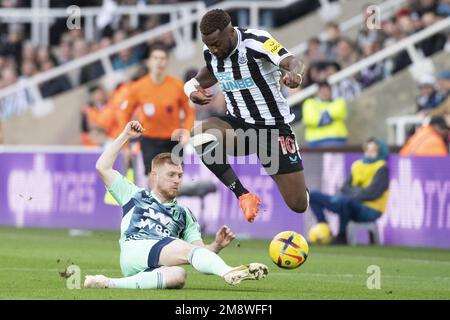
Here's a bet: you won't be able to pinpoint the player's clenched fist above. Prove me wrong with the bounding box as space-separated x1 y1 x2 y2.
190 85 213 105
282 71 302 89
123 121 145 139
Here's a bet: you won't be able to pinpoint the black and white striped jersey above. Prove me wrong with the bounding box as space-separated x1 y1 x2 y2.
203 27 295 126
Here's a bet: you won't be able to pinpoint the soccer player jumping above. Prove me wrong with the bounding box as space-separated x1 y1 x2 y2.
185 9 309 223
84 121 268 289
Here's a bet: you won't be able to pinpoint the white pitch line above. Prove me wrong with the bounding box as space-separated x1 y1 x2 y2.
1 268 449 282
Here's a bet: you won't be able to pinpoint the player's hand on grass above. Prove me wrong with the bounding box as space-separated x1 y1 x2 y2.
124 121 145 139
190 86 213 105
282 71 302 89
214 225 236 250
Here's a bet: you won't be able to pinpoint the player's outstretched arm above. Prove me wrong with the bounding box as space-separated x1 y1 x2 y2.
192 225 236 254
279 55 306 89
184 66 217 105
96 121 144 189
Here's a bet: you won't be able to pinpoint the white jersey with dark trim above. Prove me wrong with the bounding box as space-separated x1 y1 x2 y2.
203 27 295 126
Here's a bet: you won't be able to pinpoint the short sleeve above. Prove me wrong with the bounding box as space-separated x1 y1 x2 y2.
181 207 202 244
107 171 143 207
203 47 214 74
244 29 292 66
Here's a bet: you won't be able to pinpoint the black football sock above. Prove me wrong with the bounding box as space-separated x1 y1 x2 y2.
194 140 249 199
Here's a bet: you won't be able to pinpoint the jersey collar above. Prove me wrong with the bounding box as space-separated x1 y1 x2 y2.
150 190 177 206
224 27 242 59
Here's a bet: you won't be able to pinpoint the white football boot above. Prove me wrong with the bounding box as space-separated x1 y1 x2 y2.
84 275 111 289
223 263 268 285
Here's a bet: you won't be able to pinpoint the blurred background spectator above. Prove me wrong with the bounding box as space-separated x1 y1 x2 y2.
416 74 441 114
302 81 348 148
309 137 390 245
400 116 450 156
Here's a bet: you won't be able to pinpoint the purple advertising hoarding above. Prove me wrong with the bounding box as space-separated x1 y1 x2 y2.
0 150 449 248
377 156 450 248
0 152 122 230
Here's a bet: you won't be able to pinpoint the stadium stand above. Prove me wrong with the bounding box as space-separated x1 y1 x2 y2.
0 0 449 147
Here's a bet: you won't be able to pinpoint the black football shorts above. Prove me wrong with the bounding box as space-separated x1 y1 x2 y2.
217 114 304 176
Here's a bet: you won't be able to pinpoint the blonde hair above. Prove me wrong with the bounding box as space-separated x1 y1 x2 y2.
151 153 182 170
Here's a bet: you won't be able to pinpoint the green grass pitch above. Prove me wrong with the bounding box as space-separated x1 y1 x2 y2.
0 227 449 300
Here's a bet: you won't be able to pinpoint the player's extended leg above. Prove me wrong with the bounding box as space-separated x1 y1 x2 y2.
159 239 268 285
84 266 187 290
191 117 261 222
260 125 309 213
271 171 309 213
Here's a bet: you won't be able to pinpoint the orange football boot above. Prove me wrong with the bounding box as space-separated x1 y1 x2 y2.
239 193 261 223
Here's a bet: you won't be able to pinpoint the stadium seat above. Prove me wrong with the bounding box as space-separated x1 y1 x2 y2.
346 221 381 246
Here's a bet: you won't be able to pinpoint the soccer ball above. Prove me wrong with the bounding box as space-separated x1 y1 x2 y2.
269 231 309 269
308 223 333 245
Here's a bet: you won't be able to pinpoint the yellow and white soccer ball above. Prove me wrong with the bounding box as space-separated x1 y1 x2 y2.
308 223 333 245
269 231 309 269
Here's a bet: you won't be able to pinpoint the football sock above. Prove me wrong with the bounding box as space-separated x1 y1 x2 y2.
188 247 234 277
109 271 166 289
194 140 249 198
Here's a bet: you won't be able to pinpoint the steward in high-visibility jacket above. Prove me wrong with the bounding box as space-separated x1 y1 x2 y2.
400 116 449 157
308 138 390 244
302 82 348 147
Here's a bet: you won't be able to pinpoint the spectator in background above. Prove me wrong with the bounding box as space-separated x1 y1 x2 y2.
436 69 450 103
89 125 113 149
21 42 36 63
0 24 24 66
302 81 348 148
419 12 447 56
112 30 141 70
309 138 390 244
322 22 341 62
325 62 362 102
73 39 105 85
356 3 384 50
36 47 52 68
357 42 385 88
39 58 73 98
0 66 33 119
400 116 450 156
81 85 110 146
416 74 441 114
427 70 450 121
57 41 73 65
437 0 450 16
20 60 37 79
416 0 438 16
336 38 359 70
381 17 414 76
304 37 326 65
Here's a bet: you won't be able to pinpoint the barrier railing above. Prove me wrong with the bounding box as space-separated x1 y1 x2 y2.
0 0 300 110
287 16 450 106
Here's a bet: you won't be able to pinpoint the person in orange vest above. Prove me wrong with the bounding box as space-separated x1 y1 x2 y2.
122 43 195 175
81 85 109 147
400 116 450 156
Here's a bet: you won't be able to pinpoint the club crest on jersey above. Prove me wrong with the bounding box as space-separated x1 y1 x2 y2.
238 51 248 64
143 103 155 117
171 208 181 221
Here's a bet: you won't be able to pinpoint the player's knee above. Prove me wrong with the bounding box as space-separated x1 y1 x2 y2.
166 267 186 289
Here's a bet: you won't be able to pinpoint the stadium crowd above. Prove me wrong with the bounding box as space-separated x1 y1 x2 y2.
296 0 450 102
0 0 449 151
